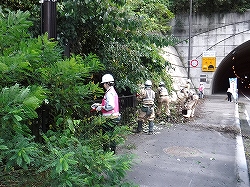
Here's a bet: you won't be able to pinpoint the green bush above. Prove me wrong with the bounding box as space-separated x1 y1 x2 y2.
0 9 135 187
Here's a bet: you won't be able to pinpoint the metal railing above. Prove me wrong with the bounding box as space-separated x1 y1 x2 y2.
119 95 137 125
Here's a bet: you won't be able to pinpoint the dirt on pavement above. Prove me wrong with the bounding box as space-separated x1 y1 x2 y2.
118 95 247 187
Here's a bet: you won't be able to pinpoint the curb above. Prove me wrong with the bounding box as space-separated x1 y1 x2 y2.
235 103 250 187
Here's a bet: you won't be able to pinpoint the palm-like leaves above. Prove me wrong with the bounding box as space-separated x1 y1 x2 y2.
0 7 133 187
0 84 45 138
0 9 32 56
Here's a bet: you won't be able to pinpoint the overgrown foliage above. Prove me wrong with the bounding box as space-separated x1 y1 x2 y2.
55 0 178 93
1 0 177 93
169 0 250 14
0 9 134 186
2 1 250 93
0 1 41 37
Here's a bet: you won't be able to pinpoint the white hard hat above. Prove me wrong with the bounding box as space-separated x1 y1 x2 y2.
145 80 152 86
101 74 114 83
186 79 191 83
159 81 165 86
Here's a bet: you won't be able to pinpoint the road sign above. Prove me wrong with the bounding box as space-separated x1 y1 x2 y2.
202 51 216 72
203 51 216 57
190 59 198 67
202 57 216 72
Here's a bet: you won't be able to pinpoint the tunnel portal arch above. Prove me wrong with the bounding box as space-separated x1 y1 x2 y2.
212 40 250 94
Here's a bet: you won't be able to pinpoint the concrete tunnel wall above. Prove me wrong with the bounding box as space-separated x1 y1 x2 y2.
162 41 250 95
169 10 250 95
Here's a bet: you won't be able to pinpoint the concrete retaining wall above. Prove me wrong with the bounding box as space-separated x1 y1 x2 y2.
168 10 250 95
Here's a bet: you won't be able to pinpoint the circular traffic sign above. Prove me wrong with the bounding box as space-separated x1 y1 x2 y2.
190 59 198 67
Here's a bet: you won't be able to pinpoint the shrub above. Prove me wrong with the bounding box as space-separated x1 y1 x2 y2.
0 9 135 187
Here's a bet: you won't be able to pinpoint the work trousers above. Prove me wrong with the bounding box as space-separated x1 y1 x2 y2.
157 95 170 116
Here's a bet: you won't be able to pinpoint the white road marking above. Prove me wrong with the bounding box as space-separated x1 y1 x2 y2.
235 96 250 187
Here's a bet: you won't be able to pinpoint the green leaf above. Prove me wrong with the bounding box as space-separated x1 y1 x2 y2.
16 155 22 166
0 145 8 150
23 96 41 109
67 118 75 133
22 151 31 164
62 159 69 171
14 115 22 121
56 160 63 174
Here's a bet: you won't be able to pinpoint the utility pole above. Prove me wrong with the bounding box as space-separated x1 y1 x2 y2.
40 0 57 39
188 0 192 79
39 0 57 134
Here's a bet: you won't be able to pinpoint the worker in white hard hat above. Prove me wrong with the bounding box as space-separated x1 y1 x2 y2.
179 78 191 100
136 80 155 135
182 90 199 118
156 81 171 121
92 73 120 153
95 74 120 117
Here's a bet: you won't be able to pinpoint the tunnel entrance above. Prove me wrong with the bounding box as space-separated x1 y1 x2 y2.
212 40 250 94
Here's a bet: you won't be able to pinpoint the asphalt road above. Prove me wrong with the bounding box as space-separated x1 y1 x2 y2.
118 95 249 187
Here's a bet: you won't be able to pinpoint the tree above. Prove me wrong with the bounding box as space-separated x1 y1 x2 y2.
55 0 178 92
169 0 250 14
0 0 178 92
0 9 134 186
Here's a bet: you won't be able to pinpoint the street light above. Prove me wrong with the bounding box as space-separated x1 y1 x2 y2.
188 0 192 79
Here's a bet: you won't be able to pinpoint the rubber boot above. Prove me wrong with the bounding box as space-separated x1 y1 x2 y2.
136 121 143 133
183 109 192 118
148 121 154 134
